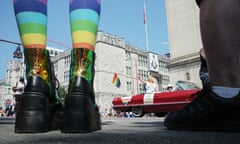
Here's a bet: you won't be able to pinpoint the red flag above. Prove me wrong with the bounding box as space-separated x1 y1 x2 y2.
143 1 146 24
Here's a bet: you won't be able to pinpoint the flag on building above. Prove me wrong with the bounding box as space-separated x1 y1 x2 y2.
112 72 121 88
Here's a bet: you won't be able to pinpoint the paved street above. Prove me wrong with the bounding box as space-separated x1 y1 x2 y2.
0 117 240 144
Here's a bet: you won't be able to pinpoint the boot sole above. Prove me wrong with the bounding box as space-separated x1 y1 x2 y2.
61 92 101 133
15 92 50 133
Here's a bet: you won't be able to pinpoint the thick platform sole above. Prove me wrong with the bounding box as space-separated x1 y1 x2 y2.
15 92 50 133
61 92 101 133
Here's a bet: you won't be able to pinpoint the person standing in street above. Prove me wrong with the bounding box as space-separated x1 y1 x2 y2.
12 76 25 113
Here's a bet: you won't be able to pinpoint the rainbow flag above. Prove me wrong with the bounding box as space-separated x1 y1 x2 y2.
112 73 121 88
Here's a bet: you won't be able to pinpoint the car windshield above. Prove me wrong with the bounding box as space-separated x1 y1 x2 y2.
175 81 200 90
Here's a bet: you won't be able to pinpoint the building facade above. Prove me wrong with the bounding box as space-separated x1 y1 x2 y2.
0 31 170 114
165 0 203 87
51 30 170 113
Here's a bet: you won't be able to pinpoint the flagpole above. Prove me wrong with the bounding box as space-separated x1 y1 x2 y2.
144 1 149 51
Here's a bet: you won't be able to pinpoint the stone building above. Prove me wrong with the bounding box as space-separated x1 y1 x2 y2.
165 0 203 87
51 30 170 114
0 31 170 115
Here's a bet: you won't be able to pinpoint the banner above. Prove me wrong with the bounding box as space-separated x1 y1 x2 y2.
149 53 159 72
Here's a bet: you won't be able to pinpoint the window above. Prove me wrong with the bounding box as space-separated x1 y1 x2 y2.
137 55 148 67
54 62 58 72
125 51 130 60
126 81 132 91
64 71 69 84
126 66 131 75
64 55 71 68
185 72 190 81
138 70 148 80
50 50 53 55
139 83 145 93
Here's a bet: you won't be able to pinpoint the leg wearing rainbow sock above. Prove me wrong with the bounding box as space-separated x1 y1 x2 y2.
61 0 101 133
13 0 63 133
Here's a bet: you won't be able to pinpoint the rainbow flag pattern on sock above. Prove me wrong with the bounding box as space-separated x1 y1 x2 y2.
14 0 47 49
69 0 101 51
112 73 121 88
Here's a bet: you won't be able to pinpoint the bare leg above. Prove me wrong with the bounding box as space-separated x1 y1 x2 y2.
200 0 240 87
164 0 240 132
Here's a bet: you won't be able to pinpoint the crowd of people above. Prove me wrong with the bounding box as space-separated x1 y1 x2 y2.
1 77 25 117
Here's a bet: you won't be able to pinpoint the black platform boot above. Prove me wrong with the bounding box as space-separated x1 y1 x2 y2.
61 48 101 133
15 48 63 133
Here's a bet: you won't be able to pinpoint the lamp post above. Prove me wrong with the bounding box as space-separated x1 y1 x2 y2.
13 45 23 59
0 39 23 59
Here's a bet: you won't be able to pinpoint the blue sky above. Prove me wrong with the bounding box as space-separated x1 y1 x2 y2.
0 0 169 79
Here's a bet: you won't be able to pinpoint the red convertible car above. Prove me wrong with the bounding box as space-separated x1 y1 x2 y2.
112 81 200 117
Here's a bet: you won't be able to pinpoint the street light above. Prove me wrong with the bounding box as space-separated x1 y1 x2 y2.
0 39 23 59
13 45 23 59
